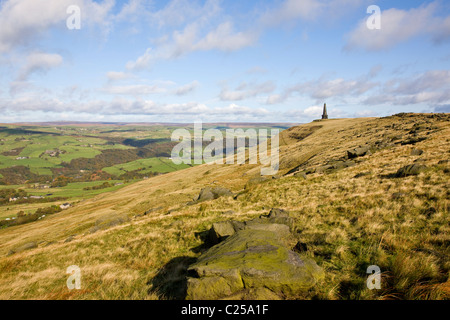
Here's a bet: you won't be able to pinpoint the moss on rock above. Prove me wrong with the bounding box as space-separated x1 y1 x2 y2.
186 229 324 300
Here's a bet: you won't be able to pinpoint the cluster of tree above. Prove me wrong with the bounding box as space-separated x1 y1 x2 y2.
117 170 161 181
83 181 114 191
0 166 50 185
35 205 63 215
51 175 73 187
0 188 28 204
1 146 25 156
3 196 68 206
0 205 63 228
122 138 171 148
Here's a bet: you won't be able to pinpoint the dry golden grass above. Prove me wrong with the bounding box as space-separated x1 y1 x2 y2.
0 113 448 300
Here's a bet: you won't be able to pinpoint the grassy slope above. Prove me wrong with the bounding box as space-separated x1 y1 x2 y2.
0 115 448 300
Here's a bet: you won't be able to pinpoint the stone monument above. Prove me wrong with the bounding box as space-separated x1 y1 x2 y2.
321 103 328 120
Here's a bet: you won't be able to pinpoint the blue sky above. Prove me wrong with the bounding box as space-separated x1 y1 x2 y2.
0 0 449 123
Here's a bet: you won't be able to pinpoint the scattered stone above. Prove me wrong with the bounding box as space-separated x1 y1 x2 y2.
196 188 215 202
410 148 424 156
294 172 307 179
328 160 356 170
195 187 233 202
401 137 426 145
208 208 293 245
221 210 235 215
315 165 333 173
390 135 403 142
186 229 324 300
166 209 177 215
144 207 163 215
354 172 370 178
245 177 270 189
265 208 293 228
395 164 427 177
8 242 37 255
208 221 244 244
347 146 371 159
89 213 130 234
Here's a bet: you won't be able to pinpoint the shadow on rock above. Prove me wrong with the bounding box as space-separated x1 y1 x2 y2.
191 230 216 254
149 256 197 300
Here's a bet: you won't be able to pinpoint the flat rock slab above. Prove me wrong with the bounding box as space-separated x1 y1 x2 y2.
395 163 427 177
208 209 293 244
186 229 324 300
195 187 233 202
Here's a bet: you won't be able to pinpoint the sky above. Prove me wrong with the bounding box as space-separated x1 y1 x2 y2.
0 0 449 123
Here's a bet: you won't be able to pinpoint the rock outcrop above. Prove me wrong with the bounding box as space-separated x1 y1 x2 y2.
89 213 130 234
347 146 371 159
8 241 37 255
186 209 323 300
395 163 427 177
186 229 323 300
194 187 233 203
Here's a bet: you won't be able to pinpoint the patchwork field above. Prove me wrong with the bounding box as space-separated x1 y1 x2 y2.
0 122 294 228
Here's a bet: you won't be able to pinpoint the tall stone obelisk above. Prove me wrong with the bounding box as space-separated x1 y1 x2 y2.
322 103 328 120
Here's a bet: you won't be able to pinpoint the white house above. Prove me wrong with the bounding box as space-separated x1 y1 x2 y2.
60 203 71 210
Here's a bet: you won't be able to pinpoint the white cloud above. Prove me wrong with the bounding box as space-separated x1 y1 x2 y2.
175 81 200 96
260 0 365 27
194 22 258 52
433 15 450 43
386 70 450 95
0 0 115 54
126 21 257 71
126 48 155 71
106 71 133 82
283 105 346 120
150 0 222 29
364 70 450 105
17 52 63 81
354 110 378 117
102 84 166 96
345 2 450 51
210 103 269 116
124 0 365 72
261 0 324 26
115 0 148 22
220 81 276 101
267 73 377 104
303 105 323 117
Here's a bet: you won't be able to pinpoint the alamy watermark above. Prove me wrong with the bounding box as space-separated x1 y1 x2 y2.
171 122 279 176
66 5 81 30
366 265 381 290
367 5 381 30
66 265 81 290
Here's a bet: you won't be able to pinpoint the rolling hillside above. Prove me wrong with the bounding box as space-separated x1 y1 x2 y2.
0 113 448 300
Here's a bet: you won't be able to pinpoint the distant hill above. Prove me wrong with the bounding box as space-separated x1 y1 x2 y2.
3 122 300 128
